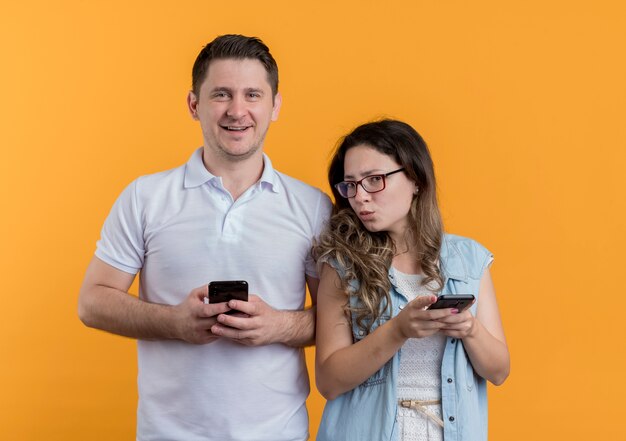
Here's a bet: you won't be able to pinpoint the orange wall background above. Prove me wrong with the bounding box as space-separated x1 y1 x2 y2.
2 1 625 439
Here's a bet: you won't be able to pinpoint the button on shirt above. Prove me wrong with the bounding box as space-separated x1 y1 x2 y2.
96 147 331 441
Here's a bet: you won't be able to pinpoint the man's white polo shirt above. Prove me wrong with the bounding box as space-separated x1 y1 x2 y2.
96 148 331 441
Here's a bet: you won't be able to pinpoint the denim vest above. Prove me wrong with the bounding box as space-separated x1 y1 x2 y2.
317 234 493 441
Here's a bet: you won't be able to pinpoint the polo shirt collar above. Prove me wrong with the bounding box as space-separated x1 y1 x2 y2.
258 154 280 193
183 147 280 193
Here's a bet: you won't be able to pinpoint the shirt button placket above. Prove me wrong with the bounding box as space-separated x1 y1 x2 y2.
220 193 234 237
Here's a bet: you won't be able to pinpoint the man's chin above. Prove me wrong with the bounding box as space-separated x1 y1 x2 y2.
217 144 262 162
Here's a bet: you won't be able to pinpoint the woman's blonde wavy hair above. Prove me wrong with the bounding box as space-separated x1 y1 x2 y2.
313 119 444 334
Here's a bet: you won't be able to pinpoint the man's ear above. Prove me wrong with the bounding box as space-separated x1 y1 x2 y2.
187 91 199 120
271 92 282 122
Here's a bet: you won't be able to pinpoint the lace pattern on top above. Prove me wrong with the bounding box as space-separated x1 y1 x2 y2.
391 267 445 441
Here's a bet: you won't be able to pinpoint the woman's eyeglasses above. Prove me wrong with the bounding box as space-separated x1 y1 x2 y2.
334 168 405 199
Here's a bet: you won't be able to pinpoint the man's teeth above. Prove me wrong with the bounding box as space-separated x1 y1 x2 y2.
227 126 248 131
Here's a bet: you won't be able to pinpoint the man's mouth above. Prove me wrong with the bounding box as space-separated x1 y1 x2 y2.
221 125 252 132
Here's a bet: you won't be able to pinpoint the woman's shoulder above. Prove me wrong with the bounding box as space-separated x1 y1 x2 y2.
442 233 489 252
320 255 351 280
319 255 363 292
441 233 493 280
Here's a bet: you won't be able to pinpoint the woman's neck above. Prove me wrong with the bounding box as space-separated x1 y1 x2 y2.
391 242 422 275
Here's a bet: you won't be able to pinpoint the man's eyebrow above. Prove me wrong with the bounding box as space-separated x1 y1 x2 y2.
209 87 264 95
245 87 265 94
210 86 232 93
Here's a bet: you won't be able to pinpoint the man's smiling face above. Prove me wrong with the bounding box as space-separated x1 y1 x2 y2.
188 57 281 163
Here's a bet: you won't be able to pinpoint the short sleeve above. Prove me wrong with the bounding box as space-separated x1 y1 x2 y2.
304 192 332 278
95 180 145 274
463 239 493 280
475 241 494 276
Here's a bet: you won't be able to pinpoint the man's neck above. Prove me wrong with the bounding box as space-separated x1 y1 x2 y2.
202 148 265 201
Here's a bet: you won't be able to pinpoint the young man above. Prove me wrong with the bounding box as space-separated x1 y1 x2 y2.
78 35 331 441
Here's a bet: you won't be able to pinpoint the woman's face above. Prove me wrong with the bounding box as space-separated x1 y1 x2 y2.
343 144 417 243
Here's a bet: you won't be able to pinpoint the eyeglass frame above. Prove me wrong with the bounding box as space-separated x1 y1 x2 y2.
334 168 405 199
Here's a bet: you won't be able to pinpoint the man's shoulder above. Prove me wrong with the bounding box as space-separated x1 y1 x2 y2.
136 162 185 184
271 170 332 225
273 169 328 199
131 163 186 194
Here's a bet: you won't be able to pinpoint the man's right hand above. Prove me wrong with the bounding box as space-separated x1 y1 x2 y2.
78 256 232 344
172 286 232 344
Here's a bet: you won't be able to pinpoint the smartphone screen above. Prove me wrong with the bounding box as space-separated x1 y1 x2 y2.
206 281 248 314
427 294 475 312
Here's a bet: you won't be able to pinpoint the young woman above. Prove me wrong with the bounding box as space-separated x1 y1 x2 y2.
314 120 509 441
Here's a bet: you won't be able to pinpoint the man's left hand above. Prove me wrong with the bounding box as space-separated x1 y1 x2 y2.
210 295 288 346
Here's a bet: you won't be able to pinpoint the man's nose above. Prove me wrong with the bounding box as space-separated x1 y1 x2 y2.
226 96 246 119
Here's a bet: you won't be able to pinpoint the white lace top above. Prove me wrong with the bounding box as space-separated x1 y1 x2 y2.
392 267 445 441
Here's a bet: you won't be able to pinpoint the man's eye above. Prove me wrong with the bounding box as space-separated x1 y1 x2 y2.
248 93 261 99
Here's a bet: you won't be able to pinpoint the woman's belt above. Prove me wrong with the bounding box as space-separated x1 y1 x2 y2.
399 399 444 428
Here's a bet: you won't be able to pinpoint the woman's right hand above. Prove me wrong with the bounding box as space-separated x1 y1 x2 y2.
392 295 455 339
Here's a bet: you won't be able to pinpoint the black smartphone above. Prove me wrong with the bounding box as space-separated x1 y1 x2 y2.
206 280 248 314
427 294 475 312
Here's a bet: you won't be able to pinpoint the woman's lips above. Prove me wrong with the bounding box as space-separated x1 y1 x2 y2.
359 210 375 221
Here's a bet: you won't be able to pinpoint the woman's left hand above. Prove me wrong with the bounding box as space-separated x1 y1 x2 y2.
436 307 477 339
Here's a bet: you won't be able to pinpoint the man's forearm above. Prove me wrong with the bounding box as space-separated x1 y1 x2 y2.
279 306 316 347
78 285 177 340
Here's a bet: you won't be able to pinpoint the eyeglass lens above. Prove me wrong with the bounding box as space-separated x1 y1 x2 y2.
335 168 404 198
